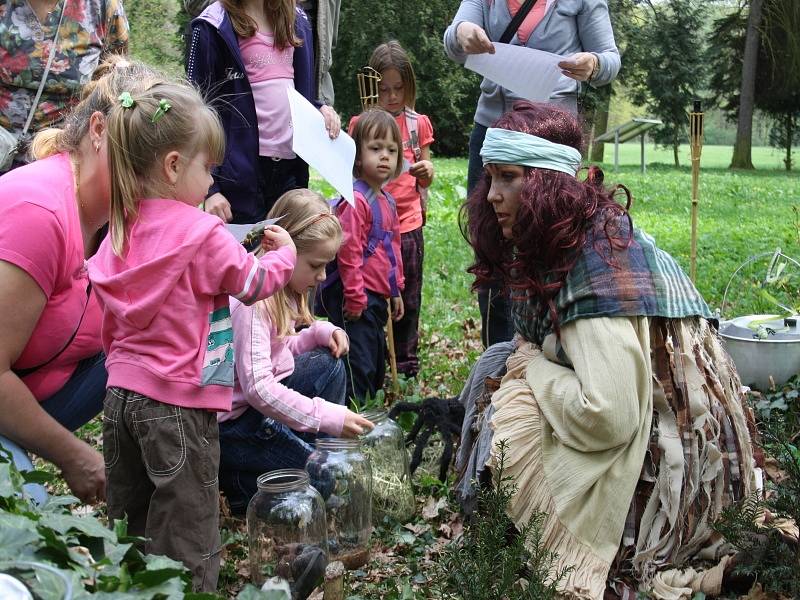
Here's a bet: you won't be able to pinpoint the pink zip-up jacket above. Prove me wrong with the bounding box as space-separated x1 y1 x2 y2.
336 183 404 314
88 199 296 411
218 298 348 435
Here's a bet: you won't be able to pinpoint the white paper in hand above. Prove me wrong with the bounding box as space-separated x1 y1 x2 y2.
465 43 564 102
287 88 356 206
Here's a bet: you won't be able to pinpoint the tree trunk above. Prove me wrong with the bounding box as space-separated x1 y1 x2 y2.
673 135 680 168
785 111 794 171
731 0 764 169
590 86 612 163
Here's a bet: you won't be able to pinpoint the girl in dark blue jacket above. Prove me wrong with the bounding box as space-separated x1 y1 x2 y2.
187 0 340 224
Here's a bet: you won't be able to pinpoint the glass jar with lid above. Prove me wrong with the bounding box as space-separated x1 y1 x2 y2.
360 409 416 523
305 439 372 570
246 469 329 598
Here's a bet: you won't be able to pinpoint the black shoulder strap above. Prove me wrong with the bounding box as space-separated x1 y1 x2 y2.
499 0 540 45
12 282 92 379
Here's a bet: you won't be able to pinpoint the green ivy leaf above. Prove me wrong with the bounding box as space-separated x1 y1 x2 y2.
40 495 81 511
38 513 117 543
0 462 25 498
0 513 40 558
20 470 54 485
26 565 81 600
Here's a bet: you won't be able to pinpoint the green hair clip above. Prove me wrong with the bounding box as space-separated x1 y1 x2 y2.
151 99 172 123
118 92 134 108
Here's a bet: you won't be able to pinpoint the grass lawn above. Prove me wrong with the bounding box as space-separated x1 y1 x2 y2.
594 142 795 170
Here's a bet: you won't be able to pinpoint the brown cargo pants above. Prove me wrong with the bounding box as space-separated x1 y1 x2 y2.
102 387 221 592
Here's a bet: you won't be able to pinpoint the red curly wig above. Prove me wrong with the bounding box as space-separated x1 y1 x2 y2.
460 101 633 336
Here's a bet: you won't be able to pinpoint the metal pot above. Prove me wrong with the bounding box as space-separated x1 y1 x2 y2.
719 314 800 390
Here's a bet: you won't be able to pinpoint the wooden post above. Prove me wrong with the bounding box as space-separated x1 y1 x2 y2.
614 129 619 171
640 132 646 174
689 100 704 282
386 299 399 397
323 561 345 600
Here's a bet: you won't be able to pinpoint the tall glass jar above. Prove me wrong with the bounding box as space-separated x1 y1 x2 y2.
246 469 329 598
361 409 416 523
305 439 372 570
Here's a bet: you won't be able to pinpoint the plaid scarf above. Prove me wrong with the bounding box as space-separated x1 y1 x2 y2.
512 216 712 345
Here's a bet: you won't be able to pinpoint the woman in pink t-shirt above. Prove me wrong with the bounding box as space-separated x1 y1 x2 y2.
0 58 163 505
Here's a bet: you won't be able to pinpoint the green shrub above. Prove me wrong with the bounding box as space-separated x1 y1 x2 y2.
0 444 273 599
713 376 800 597
434 440 570 599
126 0 184 77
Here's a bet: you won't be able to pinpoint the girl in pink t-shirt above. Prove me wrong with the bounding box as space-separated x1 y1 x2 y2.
188 0 341 224
217 189 373 515
348 41 435 378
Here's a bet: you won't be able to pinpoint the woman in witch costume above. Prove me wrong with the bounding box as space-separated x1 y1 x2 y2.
455 100 761 599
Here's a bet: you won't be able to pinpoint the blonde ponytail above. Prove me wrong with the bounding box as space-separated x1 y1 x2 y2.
256 189 342 338
105 81 224 257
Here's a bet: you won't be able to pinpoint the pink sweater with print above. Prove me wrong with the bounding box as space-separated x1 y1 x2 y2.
218 298 347 435
336 183 404 314
88 199 296 411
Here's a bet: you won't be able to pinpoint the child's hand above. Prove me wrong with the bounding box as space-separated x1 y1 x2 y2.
319 105 341 139
391 296 404 321
204 192 232 223
260 225 295 253
328 329 349 357
341 409 374 438
343 308 363 321
409 160 434 183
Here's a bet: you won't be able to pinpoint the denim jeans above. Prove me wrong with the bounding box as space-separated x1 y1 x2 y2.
467 123 514 348
219 348 346 515
0 353 107 504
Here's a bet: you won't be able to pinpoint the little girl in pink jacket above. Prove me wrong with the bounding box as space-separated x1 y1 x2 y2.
217 189 373 515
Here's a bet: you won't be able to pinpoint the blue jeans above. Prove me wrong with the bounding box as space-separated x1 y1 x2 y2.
0 353 107 503
219 348 346 515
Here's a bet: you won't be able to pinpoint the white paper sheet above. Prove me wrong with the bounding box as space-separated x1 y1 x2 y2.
225 216 284 243
465 43 565 102
287 88 356 206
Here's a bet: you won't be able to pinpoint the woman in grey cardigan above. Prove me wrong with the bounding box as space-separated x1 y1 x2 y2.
444 0 621 346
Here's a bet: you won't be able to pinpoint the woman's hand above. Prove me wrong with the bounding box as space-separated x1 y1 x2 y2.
61 440 106 504
557 52 599 82
391 296 404 321
319 105 341 139
203 192 232 223
260 225 295 253
409 159 434 183
340 409 374 438
328 329 349 358
456 22 495 55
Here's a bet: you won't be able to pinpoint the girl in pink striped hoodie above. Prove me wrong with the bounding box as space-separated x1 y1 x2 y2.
217 189 374 515
87 81 296 592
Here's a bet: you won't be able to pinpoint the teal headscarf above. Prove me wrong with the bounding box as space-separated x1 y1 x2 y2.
480 128 582 176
